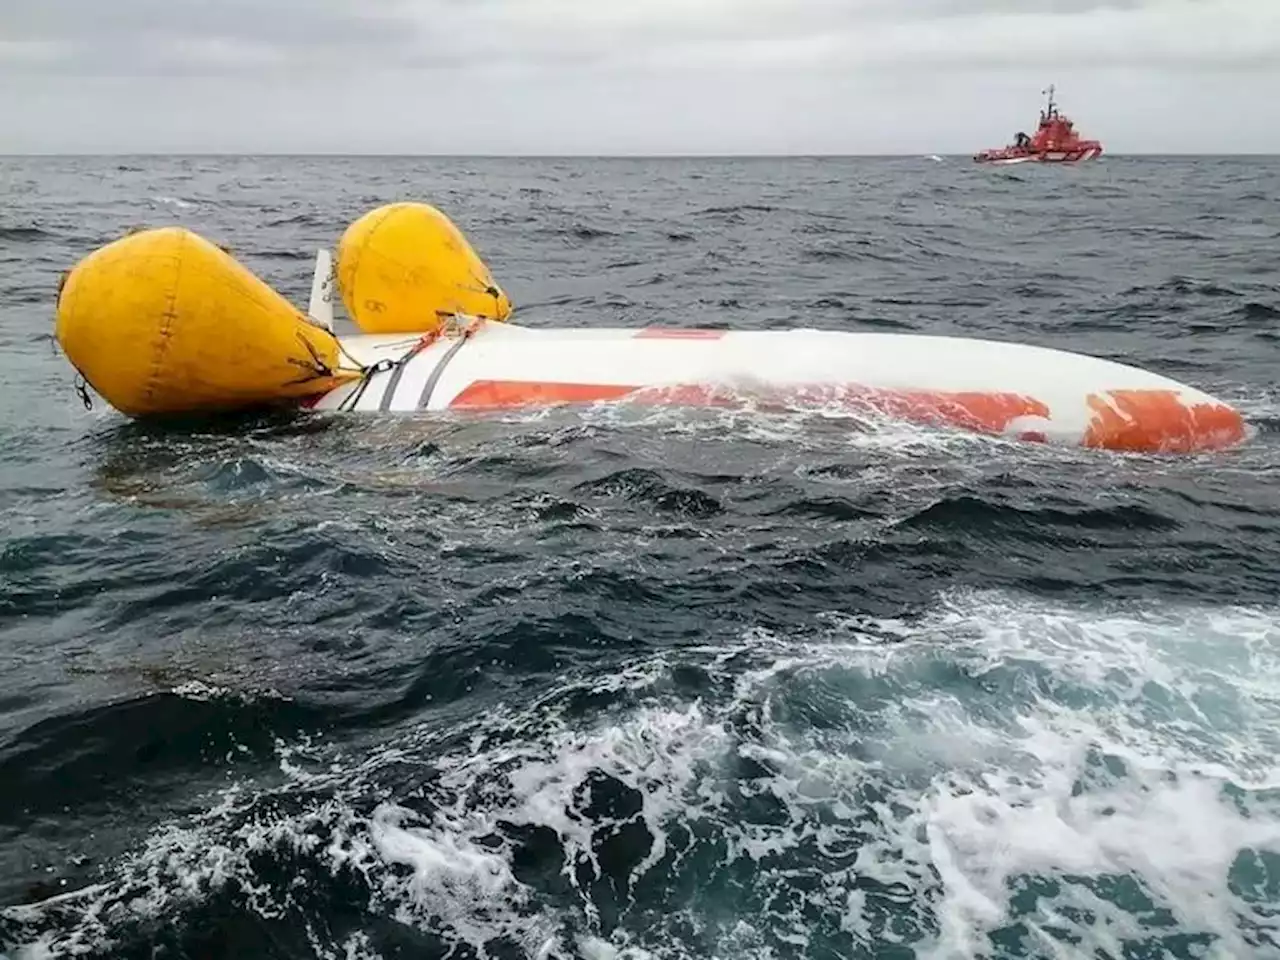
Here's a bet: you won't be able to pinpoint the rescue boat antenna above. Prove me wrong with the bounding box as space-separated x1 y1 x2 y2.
1042 84 1057 120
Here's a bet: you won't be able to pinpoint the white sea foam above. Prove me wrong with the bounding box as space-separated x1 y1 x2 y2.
149 196 196 210
6 589 1279 958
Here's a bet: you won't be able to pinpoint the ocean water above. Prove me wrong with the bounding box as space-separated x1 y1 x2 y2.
2 154 1280 960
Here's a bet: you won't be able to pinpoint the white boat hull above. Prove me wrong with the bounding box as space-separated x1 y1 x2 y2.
307 321 1247 454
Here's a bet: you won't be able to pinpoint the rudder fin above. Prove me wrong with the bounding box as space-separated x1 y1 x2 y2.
307 247 336 332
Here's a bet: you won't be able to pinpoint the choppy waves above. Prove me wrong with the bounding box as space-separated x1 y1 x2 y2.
2 155 1280 958
4 589 1280 959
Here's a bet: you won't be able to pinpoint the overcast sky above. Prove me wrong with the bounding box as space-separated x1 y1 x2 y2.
1 0 1277 154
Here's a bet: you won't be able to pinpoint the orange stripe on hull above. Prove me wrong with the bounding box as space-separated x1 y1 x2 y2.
448 379 1047 435
449 380 636 408
1083 390 1246 453
633 327 728 340
627 383 1051 435
446 380 1245 452
797 386 1049 436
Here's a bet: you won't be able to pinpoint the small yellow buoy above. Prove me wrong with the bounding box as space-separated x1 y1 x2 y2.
335 201 513 335
55 226 358 419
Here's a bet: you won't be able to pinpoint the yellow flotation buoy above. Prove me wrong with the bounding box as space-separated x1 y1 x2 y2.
335 201 512 335
55 226 358 419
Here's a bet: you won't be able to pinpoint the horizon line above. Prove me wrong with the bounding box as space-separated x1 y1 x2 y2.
2 150 1279 160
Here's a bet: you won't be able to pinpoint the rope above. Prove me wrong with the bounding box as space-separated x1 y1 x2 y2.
454 262 508 319
334 326 440 412
284 330 353 387
74 373 92 410
334 313 485 413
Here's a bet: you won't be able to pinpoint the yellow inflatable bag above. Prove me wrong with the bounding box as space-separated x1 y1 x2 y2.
55 226 354 418
336 202 512 335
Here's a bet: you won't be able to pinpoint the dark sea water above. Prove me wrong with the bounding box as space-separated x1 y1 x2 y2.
2 154 1280 960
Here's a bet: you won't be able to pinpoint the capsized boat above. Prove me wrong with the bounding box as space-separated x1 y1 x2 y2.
974 85 1103 165
52 203 1246 455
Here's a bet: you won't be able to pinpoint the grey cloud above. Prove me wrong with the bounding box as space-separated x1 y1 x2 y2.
0 0 408 46
0 0 1275 152
0 0 1209 78
0 0 414 77
394 0 1277 75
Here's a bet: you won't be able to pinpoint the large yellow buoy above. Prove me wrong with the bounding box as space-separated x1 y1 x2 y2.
55 226 358 419
335 201 512 335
